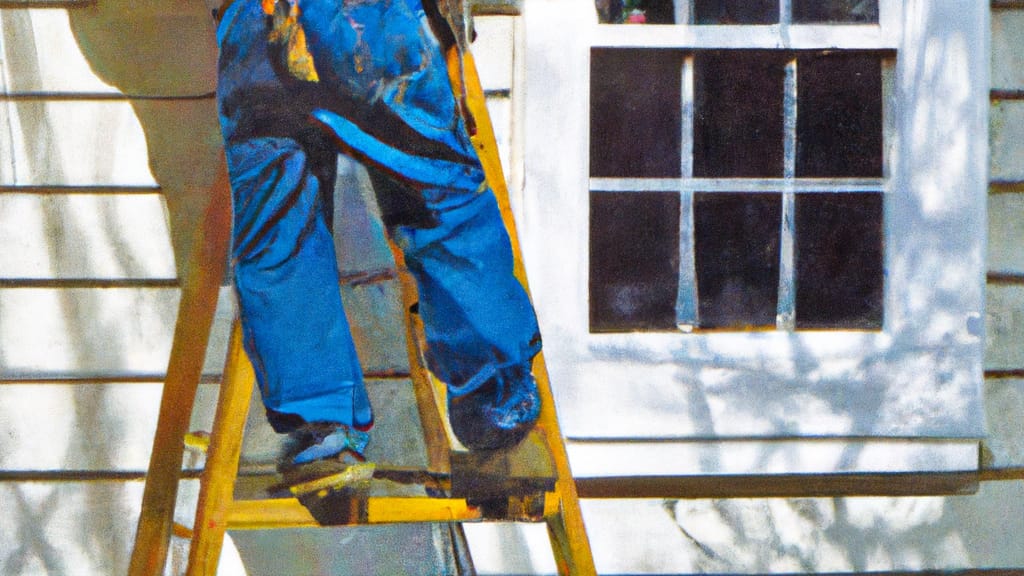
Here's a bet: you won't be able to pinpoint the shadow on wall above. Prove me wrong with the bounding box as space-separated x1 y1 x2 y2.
0 3 226 574
68 0 227 276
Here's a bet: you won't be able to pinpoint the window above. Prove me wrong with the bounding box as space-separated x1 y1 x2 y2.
521 0 987 477
589 46 888 332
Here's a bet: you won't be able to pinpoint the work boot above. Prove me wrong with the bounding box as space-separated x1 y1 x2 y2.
282 421 370 468
274 422 375 525
448 363 541 451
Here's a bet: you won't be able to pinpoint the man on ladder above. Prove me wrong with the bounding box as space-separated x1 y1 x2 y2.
214 0 543 484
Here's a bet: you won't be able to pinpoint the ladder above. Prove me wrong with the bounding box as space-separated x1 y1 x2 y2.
127 35 597 576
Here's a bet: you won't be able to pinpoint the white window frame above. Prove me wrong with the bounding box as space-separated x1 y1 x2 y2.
519 0 988 478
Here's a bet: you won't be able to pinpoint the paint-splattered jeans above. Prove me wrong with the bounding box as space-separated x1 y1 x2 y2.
215 0 540 432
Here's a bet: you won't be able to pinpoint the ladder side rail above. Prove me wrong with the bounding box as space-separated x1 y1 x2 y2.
186 321 257 576
457 48 597 576
129 163 233 576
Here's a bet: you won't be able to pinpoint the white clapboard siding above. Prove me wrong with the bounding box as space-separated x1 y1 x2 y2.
0 383 221 471
991 101 1024 182
991 8 1024 92
988 193 1024 276
0 193 175 279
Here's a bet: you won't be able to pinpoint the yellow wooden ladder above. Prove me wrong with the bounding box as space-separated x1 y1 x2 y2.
127 43 597 576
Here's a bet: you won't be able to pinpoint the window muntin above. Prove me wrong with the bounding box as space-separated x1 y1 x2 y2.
588 47 888 333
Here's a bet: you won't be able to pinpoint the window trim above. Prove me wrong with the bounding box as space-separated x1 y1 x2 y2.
519 0 987 475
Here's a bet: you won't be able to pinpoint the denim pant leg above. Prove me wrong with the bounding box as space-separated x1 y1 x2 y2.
391 187 543 388
299 0 543 388
217 1 372 433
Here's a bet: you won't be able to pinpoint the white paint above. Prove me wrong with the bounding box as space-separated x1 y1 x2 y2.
0 193 175 279
520 0 987 472
566 439 979 477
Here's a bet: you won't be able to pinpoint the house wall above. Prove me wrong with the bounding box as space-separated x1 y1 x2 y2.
0 1 1021 575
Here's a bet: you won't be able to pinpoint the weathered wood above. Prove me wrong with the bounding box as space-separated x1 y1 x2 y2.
450 430 556 500
128 160 232 576
460 49 596 575
186 322 256 576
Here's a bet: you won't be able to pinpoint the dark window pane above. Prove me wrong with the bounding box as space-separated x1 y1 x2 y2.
695 193 781 329
694 0 778 24
694 51 786 178
793 0 878 23
795 193 883 329
634 0 676 23
590 192 680 332
591 49 682 178
596 0 675 24
796 52 883 177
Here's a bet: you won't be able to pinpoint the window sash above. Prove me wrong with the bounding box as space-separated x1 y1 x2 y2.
520 0 987 448
589 52 893 332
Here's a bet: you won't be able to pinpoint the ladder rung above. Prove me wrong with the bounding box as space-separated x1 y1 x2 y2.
226 496 482 529
366 496 481 524
990 179 1024 194
172 523 194 540
184 432 211 453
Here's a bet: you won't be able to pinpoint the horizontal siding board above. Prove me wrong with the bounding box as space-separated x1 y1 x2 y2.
0 282 405 379
0 481 146 575
0 287 179 378
0 383 220 471
992 9 1024 92
988 193 1024 276
0 8 117 95
0 98 219 191
566 439 979 478
0 100 156 186
0 479 456 575
0 378 421 472
0 193 175 280
0 1 96 7
983 377 1024 470
0 287 235 379
990 101 1024 181
985 284 1024 371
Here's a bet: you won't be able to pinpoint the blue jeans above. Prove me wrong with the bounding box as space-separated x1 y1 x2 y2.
216 0 541 432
